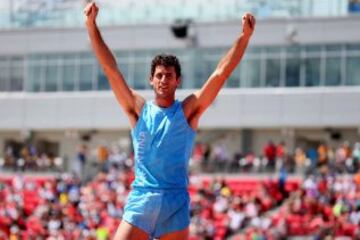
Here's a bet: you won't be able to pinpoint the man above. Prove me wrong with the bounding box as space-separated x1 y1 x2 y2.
84 2 255 239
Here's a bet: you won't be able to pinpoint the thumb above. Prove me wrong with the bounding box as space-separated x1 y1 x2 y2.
84 2 94 16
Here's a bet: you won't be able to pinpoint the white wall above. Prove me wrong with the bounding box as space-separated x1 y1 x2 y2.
1 87 360 130
0 15 360 55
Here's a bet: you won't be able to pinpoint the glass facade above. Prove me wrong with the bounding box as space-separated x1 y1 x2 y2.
0 0 351 29
1 43 360 93
346 56 360 85
0 57 24 92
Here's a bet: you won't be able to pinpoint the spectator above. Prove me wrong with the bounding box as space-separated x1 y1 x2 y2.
276 141 287 171
352 142 360 170
263 141 276 171
317 143 328 167
75 144 87 180
306 147 318 173
97 144 109 172
294 147 307 174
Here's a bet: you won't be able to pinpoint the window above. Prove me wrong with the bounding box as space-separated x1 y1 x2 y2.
305 58 321 87
0 59 9 91
28 63 42 92
178 56 192 89
193 57 206 88
62 64 76 91
244 59 261 87
285 58 300 87
45 64 58 92
10 58 23 91
79 63 93 91
346 56 360 86
325 57 342 86
0 58 24 92
133 61 148 89
265 58 281 87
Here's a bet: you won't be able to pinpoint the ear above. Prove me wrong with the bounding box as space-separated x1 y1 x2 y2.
176 77 181 87
149 76 154 87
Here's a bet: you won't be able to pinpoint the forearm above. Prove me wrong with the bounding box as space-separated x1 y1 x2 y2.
216 33 251 79
86 21 118 74
185 13 255 119
193 32 252 112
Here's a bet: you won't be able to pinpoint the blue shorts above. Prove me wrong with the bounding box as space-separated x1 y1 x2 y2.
122 187 190 238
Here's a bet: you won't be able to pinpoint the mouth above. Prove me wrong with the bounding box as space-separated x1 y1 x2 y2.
159 86 168 91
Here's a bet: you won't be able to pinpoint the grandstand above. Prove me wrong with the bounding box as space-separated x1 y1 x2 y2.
0 0 360 168
0 0 360 239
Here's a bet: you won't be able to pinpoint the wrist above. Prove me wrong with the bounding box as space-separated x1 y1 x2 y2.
86 19 97 28
241 32 252 39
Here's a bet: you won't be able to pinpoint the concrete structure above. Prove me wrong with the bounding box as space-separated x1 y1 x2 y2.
0 8 360 169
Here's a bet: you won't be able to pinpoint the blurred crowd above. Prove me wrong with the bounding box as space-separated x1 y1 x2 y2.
188 174 294 240
2 140 360 178
0 165 296 240
233 169 360 239
0 168 133 240
0 142 132 180
1 160 359 239
191 141 360 175
1 145 64 172
1 138 360 239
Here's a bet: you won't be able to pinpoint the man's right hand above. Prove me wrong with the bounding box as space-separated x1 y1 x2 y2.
84 2 98 26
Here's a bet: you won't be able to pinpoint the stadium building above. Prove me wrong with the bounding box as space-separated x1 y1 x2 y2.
0 0 360 171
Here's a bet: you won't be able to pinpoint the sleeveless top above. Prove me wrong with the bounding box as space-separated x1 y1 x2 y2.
131 100 196 189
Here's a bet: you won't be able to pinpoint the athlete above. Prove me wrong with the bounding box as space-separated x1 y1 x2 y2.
84 2 255 240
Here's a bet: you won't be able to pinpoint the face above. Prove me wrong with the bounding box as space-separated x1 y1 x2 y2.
150 65 180 98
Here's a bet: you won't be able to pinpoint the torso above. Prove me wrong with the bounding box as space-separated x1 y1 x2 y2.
131 100 196 189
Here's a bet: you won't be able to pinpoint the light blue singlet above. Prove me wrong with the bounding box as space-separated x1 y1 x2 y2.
131 99 196 189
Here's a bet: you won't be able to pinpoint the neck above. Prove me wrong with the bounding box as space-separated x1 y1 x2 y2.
154 96 175 108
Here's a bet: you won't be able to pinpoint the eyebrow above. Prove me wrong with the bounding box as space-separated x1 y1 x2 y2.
156 71 174 75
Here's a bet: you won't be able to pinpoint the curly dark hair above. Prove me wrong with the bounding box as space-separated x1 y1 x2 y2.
150 54 181 78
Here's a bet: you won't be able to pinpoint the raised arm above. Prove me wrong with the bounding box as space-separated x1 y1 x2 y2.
84 2 145 128
183 13 255 129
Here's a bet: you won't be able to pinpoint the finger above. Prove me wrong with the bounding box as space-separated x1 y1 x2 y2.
85 8 90 16
83 5 89 14
84 9 90 16
83 2 93 15
244 16 252 27
250 16 255 28
88 3 98 17
92 3 99 15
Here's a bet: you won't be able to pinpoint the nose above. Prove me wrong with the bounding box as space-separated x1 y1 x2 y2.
160 75 167 83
